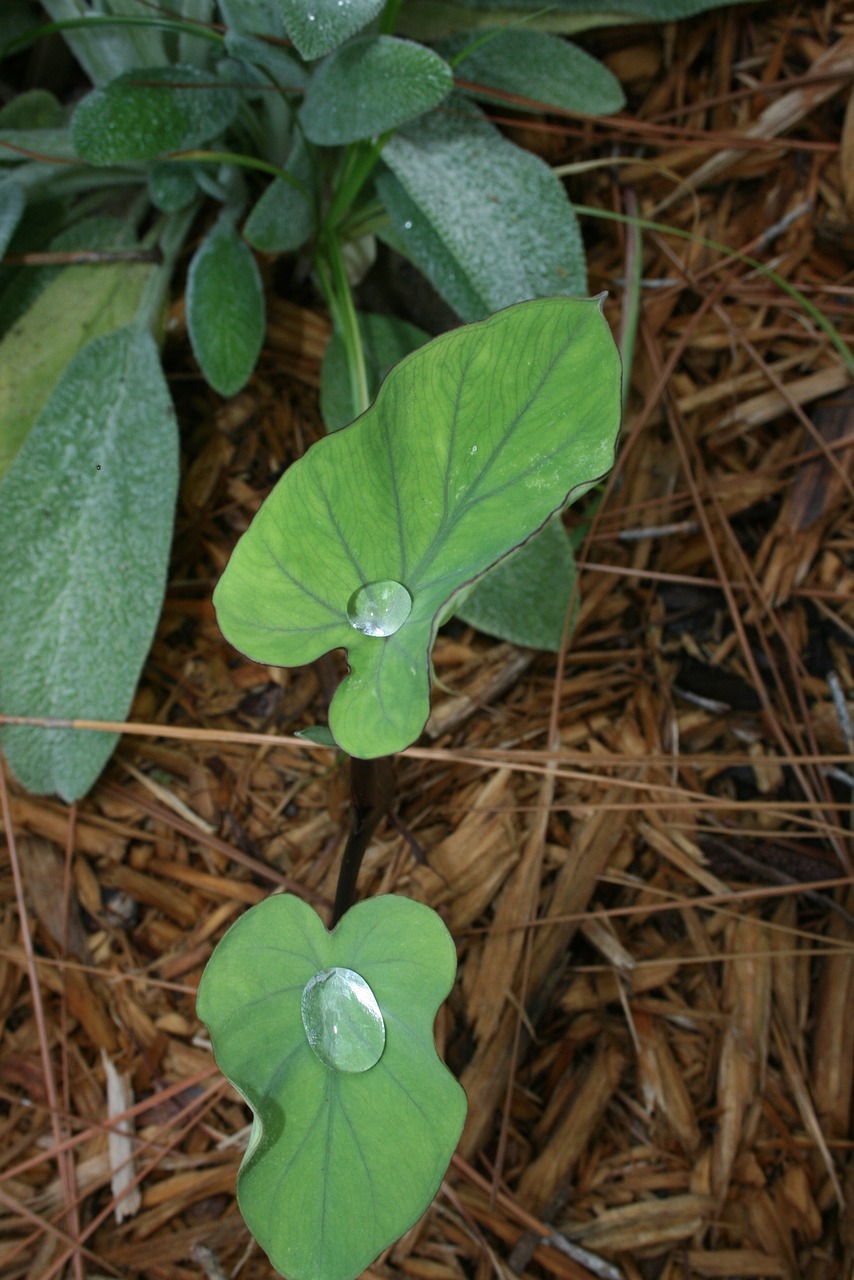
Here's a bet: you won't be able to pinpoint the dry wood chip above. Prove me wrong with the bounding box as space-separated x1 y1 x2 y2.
519 1037 628 1211
685 1249 787 1276
712 915 772 1202
101 1047 142 1223
632 1007 701 1154
562 1192 714 1255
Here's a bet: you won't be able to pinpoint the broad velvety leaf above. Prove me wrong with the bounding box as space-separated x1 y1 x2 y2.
440 29 624 114
0 326 178 801
320 310 429 431
197 893 466 1280
148 161 199 212
214 297 621 758
378 102 586 323
0 89 63 130
224 28 309 88
71 64 240 164
0 247 151 477
187 220 265 397
402 0 755 38
279 0 384 60
456 517 578 650
244 137 314 253
300 37 452 146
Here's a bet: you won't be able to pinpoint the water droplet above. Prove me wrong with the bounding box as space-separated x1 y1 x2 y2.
307 11 316 19
403 219 413 230
469 444 478 455
347 580 412 638
301 967 385 1073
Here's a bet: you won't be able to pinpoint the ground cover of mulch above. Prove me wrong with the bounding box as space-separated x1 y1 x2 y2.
2 3 854 1278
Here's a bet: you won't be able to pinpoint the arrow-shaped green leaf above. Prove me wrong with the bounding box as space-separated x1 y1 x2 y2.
197 893 466 1280
214 296 621 757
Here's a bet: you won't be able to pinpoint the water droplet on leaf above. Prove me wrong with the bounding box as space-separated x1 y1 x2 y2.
301 967 385 1073
347 580 412 637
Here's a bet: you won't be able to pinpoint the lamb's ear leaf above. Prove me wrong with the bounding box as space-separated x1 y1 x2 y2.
186 220 265 397
279 0 384 60
71 65 240 164
438 29 625 115
197 893 467 1280
0 326 178 801
213 295 621 758
377 102 587 322
456 517 579 652
300 37 452 145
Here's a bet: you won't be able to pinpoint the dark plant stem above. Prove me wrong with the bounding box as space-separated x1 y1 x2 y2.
331 755 395 928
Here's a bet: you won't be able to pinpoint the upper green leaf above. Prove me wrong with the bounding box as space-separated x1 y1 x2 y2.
197 892 466 1280
440 29 625 115
71 64 241 164
279 0 384 59
300 37 453 146
0 326 178 801
186 219 266 397
377 101 587 322
213 297 621 758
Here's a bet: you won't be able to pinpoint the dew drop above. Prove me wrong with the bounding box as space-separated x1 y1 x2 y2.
301 967 385 1073
403 219 413 230
347 579 412 638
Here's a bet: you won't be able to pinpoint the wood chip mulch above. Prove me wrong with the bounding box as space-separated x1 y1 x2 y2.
2 5 854 1279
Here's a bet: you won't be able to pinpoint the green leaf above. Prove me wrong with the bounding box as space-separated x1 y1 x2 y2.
320 310 429 432
456 517 578 651
279 0 384 60
377 102 587 323
187 219 265 397
243 137 314 253
0 127 77 163
0 326 179 802
0 245 151 478
295 725 338 747
440 29 625 115
213 296 621 758
224 28 309 89
0 89 63 130
300 37 453 146
218 0 286 39
0 180 24 258
401 0 755 38
148 161 199 212
71 64 241 165
197 893 466 1280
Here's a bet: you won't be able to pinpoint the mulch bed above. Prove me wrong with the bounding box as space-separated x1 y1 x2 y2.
2 4 854 1278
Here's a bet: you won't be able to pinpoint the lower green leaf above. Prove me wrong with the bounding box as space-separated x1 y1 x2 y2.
197 893 467 1280
456 517 578 651
187 219 265 396
0 325 178 801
